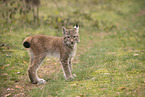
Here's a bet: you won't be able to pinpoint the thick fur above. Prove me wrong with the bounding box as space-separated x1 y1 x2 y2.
23 26 80 84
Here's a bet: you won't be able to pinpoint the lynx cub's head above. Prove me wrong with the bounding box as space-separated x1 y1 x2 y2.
62 25 80 46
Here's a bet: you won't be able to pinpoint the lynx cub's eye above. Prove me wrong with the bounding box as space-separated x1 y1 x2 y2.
73 36 78 38
67 36 70 38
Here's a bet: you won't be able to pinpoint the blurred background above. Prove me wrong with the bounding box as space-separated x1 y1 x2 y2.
0 0 136 34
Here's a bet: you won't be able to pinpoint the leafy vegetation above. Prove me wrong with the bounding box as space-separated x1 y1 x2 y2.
0 0 145 96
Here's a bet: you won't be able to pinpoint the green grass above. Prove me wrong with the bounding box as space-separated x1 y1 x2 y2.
0 0 145 96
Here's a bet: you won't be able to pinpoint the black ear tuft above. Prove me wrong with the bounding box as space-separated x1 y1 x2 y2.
23 41 30 48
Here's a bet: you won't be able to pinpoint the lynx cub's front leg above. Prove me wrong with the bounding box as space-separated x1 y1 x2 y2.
60 55 74 80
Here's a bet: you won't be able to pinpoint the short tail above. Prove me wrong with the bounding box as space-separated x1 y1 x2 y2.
23 41 30 48
23 36 32 48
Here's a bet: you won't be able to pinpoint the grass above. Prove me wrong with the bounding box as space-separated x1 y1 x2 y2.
0 0 145 96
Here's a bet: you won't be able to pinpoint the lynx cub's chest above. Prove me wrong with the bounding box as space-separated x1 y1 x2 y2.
69 43 77 58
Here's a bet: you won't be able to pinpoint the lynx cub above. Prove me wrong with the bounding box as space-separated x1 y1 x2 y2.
23 25 80 84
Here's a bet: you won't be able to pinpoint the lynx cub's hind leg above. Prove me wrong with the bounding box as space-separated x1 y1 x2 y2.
28 49 34 65
28 53 46 84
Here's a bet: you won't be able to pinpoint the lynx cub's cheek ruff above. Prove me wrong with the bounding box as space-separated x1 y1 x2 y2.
23 25 80 84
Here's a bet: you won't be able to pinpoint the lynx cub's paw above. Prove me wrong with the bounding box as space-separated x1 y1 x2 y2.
66 76 75 81
73 74 77 77
37 79 46 85
33 79 46 85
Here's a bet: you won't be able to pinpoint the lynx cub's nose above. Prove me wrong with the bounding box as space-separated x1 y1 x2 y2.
71 42 74 44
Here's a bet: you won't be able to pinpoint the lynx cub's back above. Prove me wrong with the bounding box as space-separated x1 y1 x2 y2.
23 25 80 84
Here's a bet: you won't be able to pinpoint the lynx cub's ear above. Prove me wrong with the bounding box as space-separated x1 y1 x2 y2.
62 27 67 35
74 25 79 33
